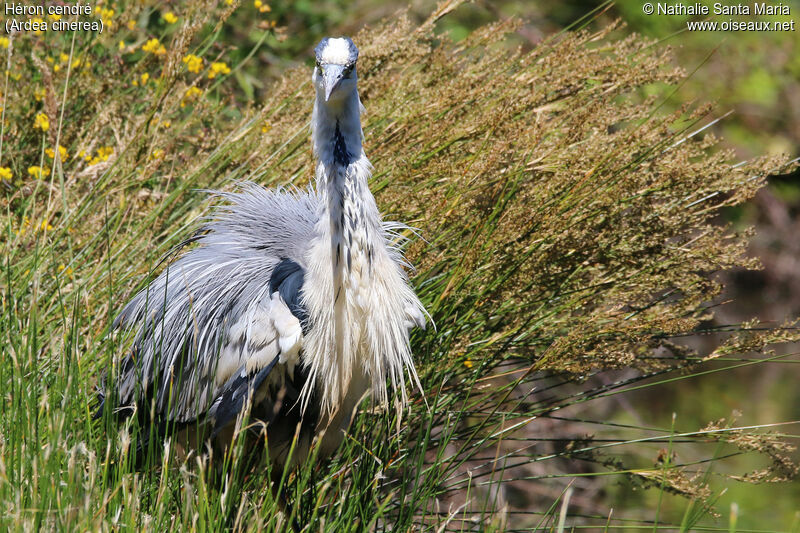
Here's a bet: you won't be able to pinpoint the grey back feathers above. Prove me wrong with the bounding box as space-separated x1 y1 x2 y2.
113 184 317 423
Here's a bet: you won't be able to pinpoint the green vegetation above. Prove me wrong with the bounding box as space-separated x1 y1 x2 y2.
1 0 798 530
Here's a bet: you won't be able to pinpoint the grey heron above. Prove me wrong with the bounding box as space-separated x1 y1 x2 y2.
98 37 427 472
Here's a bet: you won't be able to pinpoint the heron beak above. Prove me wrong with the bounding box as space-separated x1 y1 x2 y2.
323 65 346 102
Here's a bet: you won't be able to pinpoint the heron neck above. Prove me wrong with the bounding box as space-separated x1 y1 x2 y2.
305 89 378 415
312 90 363 167
311 89 376 274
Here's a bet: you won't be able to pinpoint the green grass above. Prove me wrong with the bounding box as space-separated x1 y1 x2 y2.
1 0 799 530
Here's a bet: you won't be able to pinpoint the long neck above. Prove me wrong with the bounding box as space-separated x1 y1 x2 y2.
311 90 377 277
304 89 381 416
303 88 423 419
312 90 363 167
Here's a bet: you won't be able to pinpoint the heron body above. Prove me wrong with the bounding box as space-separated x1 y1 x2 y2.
104 37 427 469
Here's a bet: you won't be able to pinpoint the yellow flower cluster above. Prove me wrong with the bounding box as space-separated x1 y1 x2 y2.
78 146 114 166
99 7 114 28
31 17 45 34
0 167 12 180
45 145 69 161
58 264 74 277
182 54 203 74
93 146 113 165
133 72 150 86
142 38 166 56
162 12 178 24
28 166 50 179
181 86 203 107
34 112 49 132
254 0 271 12
0 37 9 49
208 61 231 79
15 216 53 235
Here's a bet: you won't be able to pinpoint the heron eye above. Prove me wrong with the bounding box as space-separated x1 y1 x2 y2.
343 64 354 77
316 61 323 74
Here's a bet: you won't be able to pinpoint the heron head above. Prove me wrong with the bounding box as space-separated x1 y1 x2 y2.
313 37 359 104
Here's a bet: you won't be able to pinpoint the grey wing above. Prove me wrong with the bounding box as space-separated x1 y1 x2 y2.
111 183 318 424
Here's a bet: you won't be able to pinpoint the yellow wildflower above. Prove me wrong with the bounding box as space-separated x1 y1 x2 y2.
88 147 113 166
0 167 12 180
97 146 114 161
46 145 69 160
48 13 61 21
77 150 87 160
118 40 125 51
225 0 233 4
34 88 46 101
182 54 203 74
31 18 45 34
39 220 53 232
142 38 166 56
60 53 69 63
208 61 231 79
99 7 114 27
72 58 82 69
28 166 49 179
46 56 55 64
58 264 74 276
181 86 203 107
161 120 171 129
142 38 159 53
162 12 178 24
16 215 30 235
150 149 164 160
0 37 9 49
261 123 271 133
254 1 270 12
127 20 136 30
140 72 150 85
464 359 474 369
54 65 61 72
34 112 50 132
